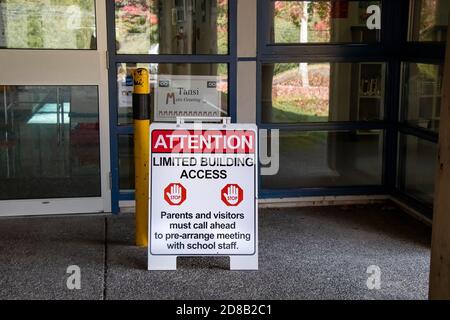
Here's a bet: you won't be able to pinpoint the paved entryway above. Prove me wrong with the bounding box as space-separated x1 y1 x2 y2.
0 204 431 300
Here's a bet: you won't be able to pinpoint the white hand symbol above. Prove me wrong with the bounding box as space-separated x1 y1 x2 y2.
223 185 240 206
166 184 183 205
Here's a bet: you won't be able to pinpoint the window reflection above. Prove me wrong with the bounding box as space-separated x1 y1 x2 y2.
115 0 228 54
0 0 96 49
262 62 386 123
410 0 449 41
261 130 384 189
271 1 381 44
0 86 101 200
402 63 443 132
119 135 134 190
398 134 437 205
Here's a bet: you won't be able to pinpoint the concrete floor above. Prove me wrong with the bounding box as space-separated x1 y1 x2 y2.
0 204 431 300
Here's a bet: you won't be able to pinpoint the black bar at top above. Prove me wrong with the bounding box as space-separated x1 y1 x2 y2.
132 93 151 120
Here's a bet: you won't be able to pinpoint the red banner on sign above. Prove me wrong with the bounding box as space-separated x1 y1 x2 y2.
151 130 256 154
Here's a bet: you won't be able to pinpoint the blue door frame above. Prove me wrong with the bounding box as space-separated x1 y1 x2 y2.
255 0 444 219
106 0 238 213
106 0 444 219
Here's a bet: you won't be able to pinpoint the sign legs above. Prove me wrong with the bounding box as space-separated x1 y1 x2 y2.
230 255 258 271
148 255 258 271
148 255 177 271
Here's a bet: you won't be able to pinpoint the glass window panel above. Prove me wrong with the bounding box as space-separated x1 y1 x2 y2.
117 63 229 125
119 135 134 190
0 85 101 200
261 130 384 189
270 1 381 44
397 134 437 205
401 62 443 132
409 0 449 41
0 0 97 49
262 62 386 123
115 0 228 54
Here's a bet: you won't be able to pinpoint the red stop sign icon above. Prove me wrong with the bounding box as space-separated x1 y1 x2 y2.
221 184 243 206
164 183 186 206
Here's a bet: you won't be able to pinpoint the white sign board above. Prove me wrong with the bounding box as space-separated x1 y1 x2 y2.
154 75 224 122
148 122 258 270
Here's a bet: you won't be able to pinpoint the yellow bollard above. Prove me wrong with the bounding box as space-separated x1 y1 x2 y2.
133 68 151 247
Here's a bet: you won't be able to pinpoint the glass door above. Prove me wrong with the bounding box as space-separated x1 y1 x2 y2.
0 0 110 216
107 0 236 212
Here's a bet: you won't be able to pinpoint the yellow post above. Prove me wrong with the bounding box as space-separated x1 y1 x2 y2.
133 68 151 247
